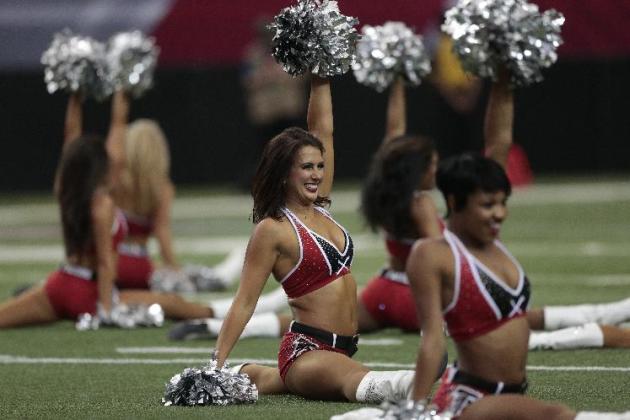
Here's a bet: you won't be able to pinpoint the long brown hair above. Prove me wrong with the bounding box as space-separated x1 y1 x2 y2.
57 135 110 257
251 127 330 223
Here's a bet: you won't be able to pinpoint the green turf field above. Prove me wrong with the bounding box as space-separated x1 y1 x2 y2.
1 179 629 419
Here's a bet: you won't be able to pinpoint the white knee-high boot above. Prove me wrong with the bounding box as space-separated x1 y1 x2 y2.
575 411 630 419
210 287 288 319
529 323 604 350
205 312 281 338
211 246 247 287
544 298 630 329
355 370 414 403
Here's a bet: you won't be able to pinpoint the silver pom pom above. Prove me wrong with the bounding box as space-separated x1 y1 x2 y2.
149 267 197 293
269 0 359 77
107 31 159 97
353 22 432 92
76 302 164 330
442 0 564 86
41 29 110 100
379 400 453 420
184 264 227 292
163 360 258 406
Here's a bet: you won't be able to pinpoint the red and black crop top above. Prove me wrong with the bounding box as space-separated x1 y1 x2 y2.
85 208 128 255
385 218 445 263
122 210 154 237
279 207 354 299
442 229 530 342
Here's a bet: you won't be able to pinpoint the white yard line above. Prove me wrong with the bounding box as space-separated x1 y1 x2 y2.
1 180 629 226
2 236 630 263
0 354 628 372
115 340 403 355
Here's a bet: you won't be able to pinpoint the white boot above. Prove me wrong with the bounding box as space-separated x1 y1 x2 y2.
544 298 630 329
212 246 247 287
575 411 630 419
205 312 281 338
355 370 414 403
529 323 604 350
210 287 288 319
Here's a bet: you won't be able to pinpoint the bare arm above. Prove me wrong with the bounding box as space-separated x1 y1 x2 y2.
407 240 449 400
106 91 130 186
153 182 178 268
484 71 513 168
410 193 443 239
64 93 83 145
307 76 334 197
92 192 116 313
384 77 406 143
214 220 281 367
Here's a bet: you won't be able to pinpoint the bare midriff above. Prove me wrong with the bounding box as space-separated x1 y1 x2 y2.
287 273 358 336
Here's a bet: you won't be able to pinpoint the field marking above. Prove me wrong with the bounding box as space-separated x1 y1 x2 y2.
2 236 630 263
1 180 629 226
1 355 629 373
583 275 630 286
115 340 402 355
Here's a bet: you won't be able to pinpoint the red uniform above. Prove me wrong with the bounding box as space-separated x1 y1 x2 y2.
44 209 128 319
432 229 530 417
277 207 355 381
116 211 154 289
359 218 445 331
279 207 353 298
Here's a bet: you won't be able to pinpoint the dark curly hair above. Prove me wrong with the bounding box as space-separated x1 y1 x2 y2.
360 135 436 239
251 127 330 223
57 135 110 257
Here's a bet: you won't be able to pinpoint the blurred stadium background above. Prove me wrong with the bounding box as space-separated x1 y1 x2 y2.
1 0 629 192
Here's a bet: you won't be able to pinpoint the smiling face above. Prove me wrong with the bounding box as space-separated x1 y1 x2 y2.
285 145 325 206
451 189 509 245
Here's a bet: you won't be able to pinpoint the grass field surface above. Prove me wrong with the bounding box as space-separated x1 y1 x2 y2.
1 178 629 419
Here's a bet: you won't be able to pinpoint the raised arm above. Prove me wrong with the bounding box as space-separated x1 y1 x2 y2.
410 192 443 239
484 71 513 168
91 192 116 313
384 77 406 143
407 240 449 401
214 220 280 367
307 76 334 197
153 181 179 268
64 93 83 145
106 90 130 185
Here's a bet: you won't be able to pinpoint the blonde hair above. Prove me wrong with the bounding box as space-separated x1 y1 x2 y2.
121 119 171 216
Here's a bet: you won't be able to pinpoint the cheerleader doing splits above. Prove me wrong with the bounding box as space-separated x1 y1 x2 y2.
213 76 427 403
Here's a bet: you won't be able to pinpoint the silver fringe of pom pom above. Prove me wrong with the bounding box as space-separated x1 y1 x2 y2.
163 360 258 406
149 267 197 293
442 0 564 86
353 22 431 92
184 265 227 292
41 29 110 100
76 302 164 330
378 400 452 420
269 0 359 77
107 31 159 97
149 266 227 293
330 400 452 420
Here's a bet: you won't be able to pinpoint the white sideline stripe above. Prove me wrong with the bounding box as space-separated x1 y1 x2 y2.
1 355 629 373
2 237 630 263
115 340 403 355
1 181 630 225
